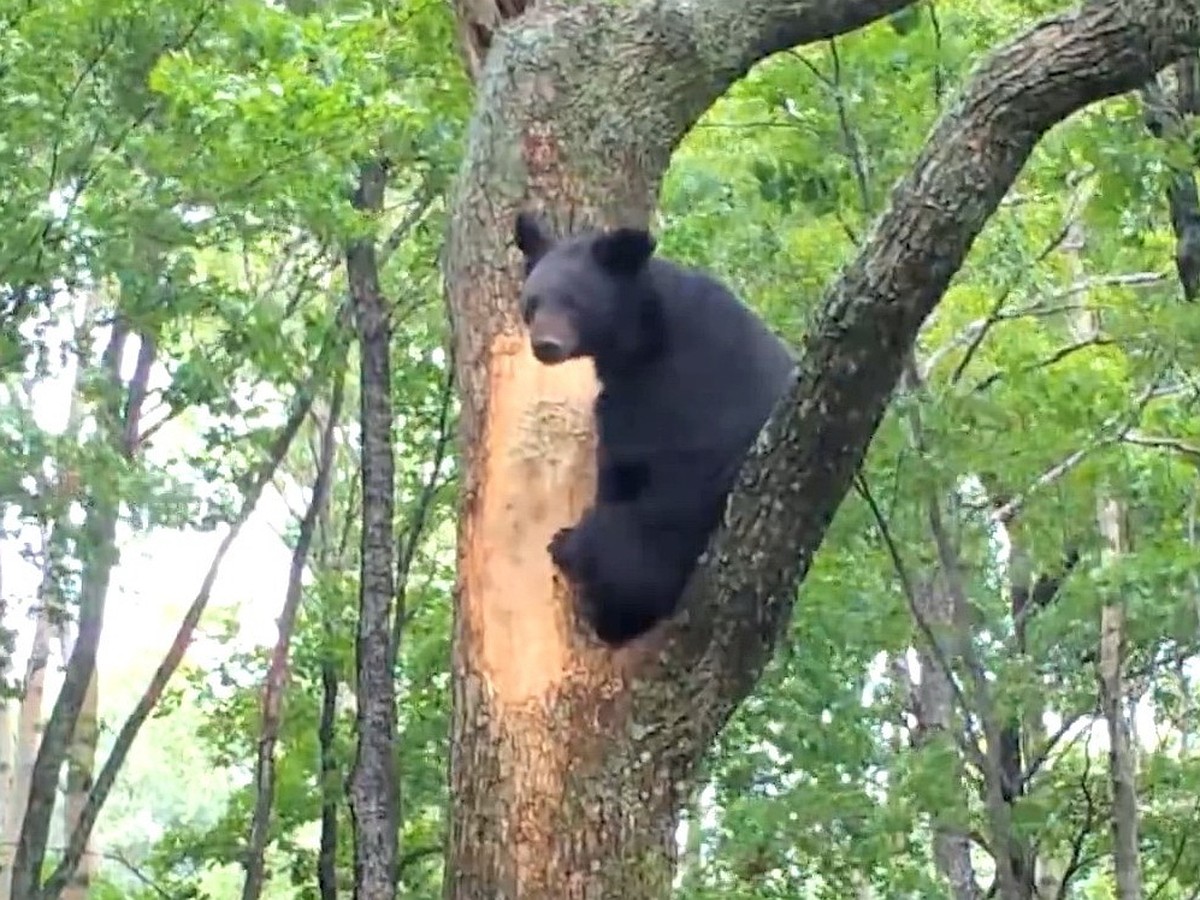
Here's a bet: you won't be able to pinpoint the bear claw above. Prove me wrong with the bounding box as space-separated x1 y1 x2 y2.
548 526 575 568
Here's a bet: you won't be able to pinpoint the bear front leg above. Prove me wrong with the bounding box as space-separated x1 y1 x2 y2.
595 443 649 505
570 504 690 645
548 503 694 646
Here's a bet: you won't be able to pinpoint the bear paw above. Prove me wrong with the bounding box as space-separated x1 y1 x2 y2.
548 526 579 573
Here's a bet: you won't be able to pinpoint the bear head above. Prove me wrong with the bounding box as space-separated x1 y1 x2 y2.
513 211 663 370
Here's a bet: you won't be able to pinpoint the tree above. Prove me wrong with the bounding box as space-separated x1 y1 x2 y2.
442 0 1200 895
1 0 465 894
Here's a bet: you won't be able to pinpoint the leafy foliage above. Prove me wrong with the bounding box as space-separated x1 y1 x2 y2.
4 0 1200 897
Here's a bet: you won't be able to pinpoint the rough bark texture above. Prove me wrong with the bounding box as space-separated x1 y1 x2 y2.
1 557 54 900
444 0 1200 895
1097 498 1143 900
1 297 95 900
318 653 341 900
347 158 400 900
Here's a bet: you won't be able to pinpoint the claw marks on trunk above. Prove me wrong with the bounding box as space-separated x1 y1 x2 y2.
520 123 588 230
523 123 559 174
519 123 615 234
462 331 598 701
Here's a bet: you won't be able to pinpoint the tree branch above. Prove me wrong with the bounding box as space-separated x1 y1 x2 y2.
660 0 921 103
389 356 456 670
649 0 1200 750
1123 430 1200 460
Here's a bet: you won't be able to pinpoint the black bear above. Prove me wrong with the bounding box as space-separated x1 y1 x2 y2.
514 210 795 646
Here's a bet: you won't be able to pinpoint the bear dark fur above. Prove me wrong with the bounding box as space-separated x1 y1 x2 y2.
514 211 796 646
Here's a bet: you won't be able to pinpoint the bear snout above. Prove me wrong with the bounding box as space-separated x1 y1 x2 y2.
532 338 567 363
529 312 577 364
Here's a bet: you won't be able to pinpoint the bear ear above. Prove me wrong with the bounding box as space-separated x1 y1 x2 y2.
514 210 554 265
591 227 656 275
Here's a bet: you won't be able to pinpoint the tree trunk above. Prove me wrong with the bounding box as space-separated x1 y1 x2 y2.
318 650 341 900
1140 58 1200 301
12 445 119 900
0 292 97 900
314 435 352 900
0 683 10 831
1005 535 1081 900
347 158 400 900
60 664 97 900
884 360 988 899
0 565 54 900
443 89 679 900
36 350 328 900
0 704 10 864
909 579 981 900
443 1 1200 895
1097 499 1142 900
1063 203 1144 900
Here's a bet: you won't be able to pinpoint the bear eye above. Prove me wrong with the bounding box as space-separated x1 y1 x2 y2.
522 293 540 323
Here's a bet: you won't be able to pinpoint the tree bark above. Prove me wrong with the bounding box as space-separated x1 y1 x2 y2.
1097 499 1143 900
318 650 341 900
60 664 98 900
908 579 981 900
1 551 55 900
347 158 400 900
0 704 10 881
58 307 138 900
1 293 96 900
443 0 1200 895
1005 536 1081 898
1140 57 1200 301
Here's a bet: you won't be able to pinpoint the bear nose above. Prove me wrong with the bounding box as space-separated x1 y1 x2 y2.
532 337 567 363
